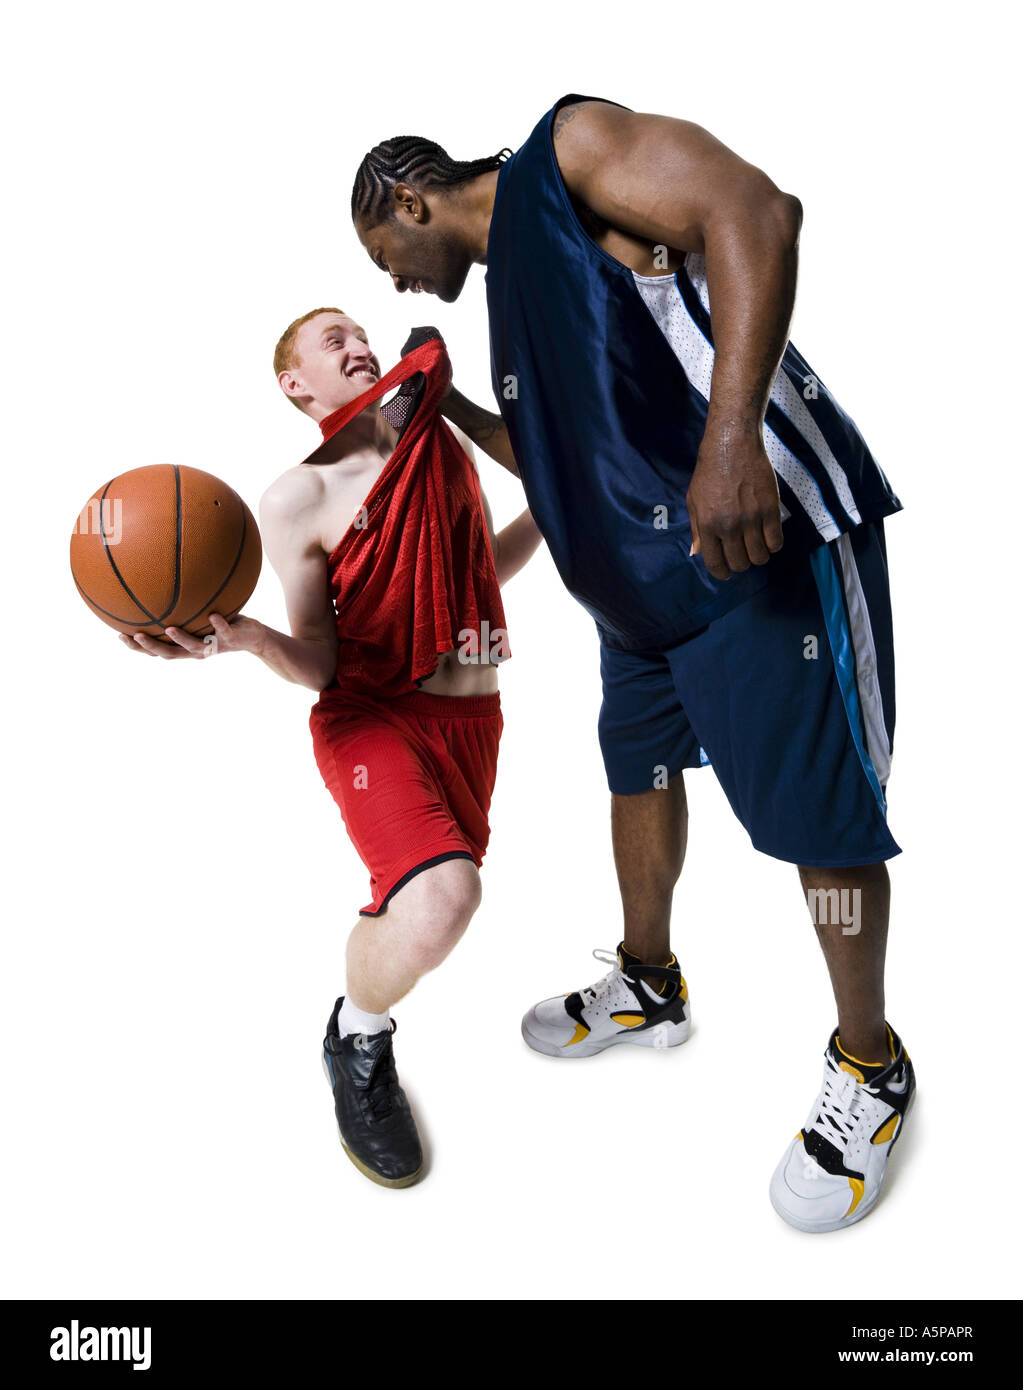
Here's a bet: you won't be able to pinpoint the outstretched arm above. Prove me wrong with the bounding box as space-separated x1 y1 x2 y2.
122 470 338 692
554 100 802 580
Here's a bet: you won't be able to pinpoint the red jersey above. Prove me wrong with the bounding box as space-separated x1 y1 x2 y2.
304 332 509 699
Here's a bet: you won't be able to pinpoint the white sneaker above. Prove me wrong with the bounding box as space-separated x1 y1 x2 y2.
521 943 691 1059
770 1025 916 1233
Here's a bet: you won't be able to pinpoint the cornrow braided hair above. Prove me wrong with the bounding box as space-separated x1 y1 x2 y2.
351 137 513 226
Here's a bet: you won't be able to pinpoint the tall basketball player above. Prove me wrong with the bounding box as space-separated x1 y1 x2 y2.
350 94 916 1232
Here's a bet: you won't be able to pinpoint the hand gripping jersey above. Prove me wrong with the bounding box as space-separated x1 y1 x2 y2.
303 330 509 698
485 93 903 651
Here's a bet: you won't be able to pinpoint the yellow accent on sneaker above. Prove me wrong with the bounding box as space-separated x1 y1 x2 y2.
610 1013 646 1028
872 1115 899 1145
836 1035 887 1069
846 1178 865 1217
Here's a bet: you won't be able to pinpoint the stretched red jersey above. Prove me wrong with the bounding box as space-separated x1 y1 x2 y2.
304 332 509 699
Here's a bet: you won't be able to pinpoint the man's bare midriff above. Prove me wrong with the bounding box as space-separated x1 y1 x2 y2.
418 648 499 696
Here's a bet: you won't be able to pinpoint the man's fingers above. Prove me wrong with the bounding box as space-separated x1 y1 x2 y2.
690 490 782 574
132 633 175 657
121 627 212 658
164 626 208 656
743 523 773 567
697 531 729 581
130 633 169 657
720 530 752 575
131 632 190 658
762 507 785 554
207 614 235 647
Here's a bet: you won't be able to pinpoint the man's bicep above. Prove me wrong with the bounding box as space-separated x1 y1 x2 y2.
259 501 335 641
556 103 793 253
278 547 337 641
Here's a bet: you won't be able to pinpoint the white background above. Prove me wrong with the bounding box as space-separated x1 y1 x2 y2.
2 0 1019 1301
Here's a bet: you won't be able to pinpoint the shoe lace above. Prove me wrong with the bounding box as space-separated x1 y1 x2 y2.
579 948 625 1004
809 1054 878 1154
356 1029 401 1123
583 950 622 995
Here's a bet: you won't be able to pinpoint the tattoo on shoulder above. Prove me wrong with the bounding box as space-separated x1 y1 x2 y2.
552 102 584 139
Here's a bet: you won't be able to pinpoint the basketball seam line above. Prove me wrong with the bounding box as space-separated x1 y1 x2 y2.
72 573 166 628
99 477 161 625
154 464 184 625
174 505 250 631
72 569 246 632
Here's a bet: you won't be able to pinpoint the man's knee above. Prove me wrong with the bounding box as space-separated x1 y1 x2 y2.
396 858 482 973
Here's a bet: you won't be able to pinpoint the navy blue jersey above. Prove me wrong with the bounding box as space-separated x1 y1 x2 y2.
485 93 902 650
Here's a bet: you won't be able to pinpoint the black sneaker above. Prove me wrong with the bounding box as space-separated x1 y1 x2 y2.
322 998 424 1188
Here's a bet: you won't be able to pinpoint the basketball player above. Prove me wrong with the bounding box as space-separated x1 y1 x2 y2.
122 312 541 1188
351 94 916 1232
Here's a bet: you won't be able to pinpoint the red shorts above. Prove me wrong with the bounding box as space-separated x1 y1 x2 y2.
309 688 503 916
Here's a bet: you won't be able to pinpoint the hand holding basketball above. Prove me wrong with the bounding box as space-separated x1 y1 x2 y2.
120 612 266 659
71 464 262 642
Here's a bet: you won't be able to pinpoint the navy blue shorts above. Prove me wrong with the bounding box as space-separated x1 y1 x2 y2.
597 521 900 867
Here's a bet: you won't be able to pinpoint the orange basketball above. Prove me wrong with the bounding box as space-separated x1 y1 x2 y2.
70 465 262 642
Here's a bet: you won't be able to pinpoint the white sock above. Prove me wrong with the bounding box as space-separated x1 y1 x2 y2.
338 995 390 1038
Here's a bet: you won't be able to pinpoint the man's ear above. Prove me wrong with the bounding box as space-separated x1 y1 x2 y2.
278 369 303 400
393 181 426 223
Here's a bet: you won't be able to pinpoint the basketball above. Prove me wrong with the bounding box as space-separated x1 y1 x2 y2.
70 464 262 642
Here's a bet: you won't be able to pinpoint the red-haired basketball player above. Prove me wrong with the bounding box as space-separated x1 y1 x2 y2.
122 311 540 1188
